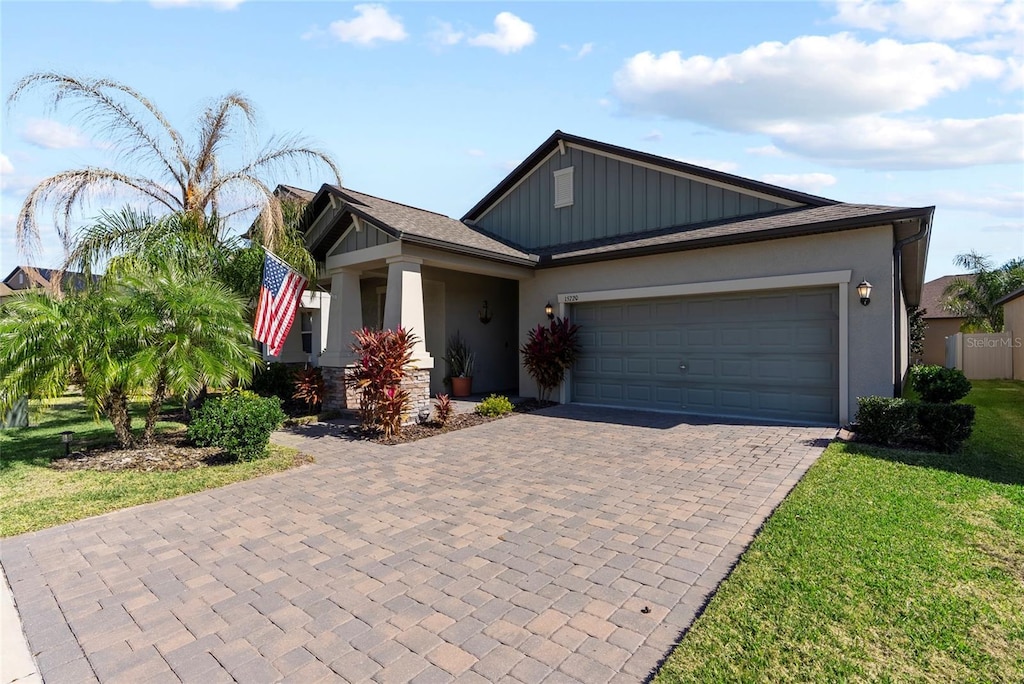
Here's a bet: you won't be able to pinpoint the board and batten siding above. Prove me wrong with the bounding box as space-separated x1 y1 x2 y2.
475 146 789 250
328 222 394 256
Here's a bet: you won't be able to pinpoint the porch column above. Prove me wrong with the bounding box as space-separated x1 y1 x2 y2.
382 257 434 370
320 268 362 368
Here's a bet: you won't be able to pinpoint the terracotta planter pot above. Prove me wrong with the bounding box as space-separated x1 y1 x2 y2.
451 376 473 397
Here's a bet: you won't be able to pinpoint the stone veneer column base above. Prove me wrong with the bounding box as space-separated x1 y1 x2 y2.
322 365 432 425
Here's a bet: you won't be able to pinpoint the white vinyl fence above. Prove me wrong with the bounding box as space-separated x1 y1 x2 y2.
945 332 1014 379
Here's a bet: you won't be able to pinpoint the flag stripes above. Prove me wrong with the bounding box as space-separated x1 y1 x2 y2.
253 252 308 357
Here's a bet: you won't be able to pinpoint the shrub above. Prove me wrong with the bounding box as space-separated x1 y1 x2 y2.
433 393 454 426
348 327 417 439
250 362 294 399
188 389 285 461
909 365 971 404
293 366 326 413
855 396 917 447
521 317 581 401
475 394 514 417
916 402 976 452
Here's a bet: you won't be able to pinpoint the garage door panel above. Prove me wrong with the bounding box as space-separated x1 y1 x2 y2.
572 287 839 424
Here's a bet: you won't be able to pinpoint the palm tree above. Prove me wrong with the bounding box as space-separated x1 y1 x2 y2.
7 72 339 273
0 257 260 448
943 252 1024 332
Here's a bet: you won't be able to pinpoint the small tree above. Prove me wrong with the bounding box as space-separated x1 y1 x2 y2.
520 317 581 401
943 252 1024 332
908 305 927 362
348 327 417 438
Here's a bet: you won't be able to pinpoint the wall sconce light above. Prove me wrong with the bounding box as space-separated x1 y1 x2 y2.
60 430 74 457
857 280 872 306
478 300 492 325
544 302 554 320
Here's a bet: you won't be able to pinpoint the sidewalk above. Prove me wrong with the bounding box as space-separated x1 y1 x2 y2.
1 565 41 684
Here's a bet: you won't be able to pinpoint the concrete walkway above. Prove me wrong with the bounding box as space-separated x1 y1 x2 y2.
1 406 833 683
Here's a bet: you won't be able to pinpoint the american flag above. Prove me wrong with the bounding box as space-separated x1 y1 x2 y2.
253 252 308 357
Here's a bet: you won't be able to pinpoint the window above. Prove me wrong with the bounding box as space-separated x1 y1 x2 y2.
300 312 313 354
553 166 574 208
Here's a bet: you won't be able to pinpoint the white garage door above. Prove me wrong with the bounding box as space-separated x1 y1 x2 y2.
572 287 839 424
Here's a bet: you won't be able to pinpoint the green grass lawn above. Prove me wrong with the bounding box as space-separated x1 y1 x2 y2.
656 380 1024 683
0 395 308 537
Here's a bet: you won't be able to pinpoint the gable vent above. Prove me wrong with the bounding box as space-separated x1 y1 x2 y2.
553 166 574 208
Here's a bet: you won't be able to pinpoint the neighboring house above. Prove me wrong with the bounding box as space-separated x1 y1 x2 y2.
298 131 933 426
0 281 13 304
2 265 100 294
918 274 974 366
995 286 1024 380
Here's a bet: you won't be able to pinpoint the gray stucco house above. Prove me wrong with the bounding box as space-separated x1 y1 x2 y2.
293 131 933 426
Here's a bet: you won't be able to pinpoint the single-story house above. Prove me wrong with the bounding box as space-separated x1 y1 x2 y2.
918 274 973 366
291 131 933 426
2 265 100 294
995 286 1024 380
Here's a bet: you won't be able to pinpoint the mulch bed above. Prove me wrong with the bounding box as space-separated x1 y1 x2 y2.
367 398 556 445
50 434 313 473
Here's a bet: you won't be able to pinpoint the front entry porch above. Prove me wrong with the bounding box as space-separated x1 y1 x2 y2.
319 240 530 420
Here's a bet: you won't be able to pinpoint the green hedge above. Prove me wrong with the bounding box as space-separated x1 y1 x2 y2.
909 365 971 404
188 390 285 461
856 396 976 453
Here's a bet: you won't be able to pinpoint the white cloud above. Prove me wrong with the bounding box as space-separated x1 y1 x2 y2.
833 0 1021 46
469 12 536 54
766 113 1024 169
761 172 838 193
575 42 594 59
613 34 1003 129
429 20 464 48
676 157 740 173
467 149 485 157
980 221 1024 233
932 189 1024 217
642 130 663 142
612 33 1013 169
328 4 407 46
746 144 784 157
150 0 244 8
21 119 92 149
0 154 13 175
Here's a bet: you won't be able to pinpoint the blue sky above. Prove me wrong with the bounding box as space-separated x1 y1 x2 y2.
1 0 1021 281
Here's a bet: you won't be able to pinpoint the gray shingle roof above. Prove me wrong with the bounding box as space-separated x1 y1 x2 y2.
536 203 933 265
920 274 974 319
328 186 535 263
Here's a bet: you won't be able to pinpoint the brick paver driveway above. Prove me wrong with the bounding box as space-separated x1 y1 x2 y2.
2 406 834 683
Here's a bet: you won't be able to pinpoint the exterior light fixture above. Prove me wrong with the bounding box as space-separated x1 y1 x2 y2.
545 302 554 320
857 280 872 306
60 430 74 457
478 300 492 325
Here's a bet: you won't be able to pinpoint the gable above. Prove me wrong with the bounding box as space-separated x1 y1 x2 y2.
470 143 797 251
327 217 395 257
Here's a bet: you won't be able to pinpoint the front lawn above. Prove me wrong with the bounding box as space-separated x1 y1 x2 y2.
0 395 309 537
656 380 1024 682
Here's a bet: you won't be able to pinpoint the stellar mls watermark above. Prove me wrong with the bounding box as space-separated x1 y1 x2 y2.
965 336 1023 349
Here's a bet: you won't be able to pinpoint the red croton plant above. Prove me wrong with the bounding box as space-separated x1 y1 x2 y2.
348 327 417 439
520 317 581 401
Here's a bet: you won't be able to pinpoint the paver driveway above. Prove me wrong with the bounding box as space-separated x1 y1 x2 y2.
2 406 834 683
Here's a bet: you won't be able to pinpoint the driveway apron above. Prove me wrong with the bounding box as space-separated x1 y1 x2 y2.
1 405 834 683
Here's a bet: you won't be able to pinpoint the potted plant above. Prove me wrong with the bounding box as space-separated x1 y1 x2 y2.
444 331 475 397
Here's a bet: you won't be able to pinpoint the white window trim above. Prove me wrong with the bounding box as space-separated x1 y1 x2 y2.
553 167 574 209
556 269 852 425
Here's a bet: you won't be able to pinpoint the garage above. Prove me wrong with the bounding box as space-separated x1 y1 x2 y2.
571 287 840 424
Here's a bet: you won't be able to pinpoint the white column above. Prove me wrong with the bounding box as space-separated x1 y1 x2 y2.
320 268 362 367
383 257 434 369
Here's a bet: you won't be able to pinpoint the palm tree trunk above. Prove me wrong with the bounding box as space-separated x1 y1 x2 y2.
142 373 167 443
103 390 136 448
